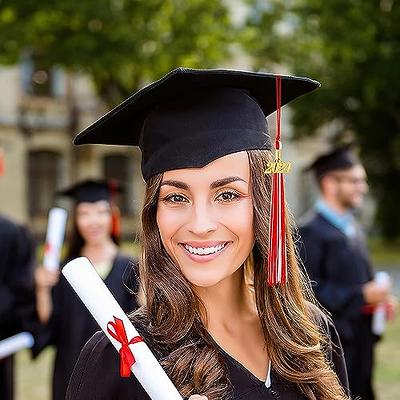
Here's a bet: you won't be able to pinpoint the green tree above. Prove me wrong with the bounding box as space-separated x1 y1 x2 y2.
245 0 400 239
0 0 233 105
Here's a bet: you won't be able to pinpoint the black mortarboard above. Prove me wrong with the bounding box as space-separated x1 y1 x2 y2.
306 145 359 180
59 180 122 204
73 68 320 181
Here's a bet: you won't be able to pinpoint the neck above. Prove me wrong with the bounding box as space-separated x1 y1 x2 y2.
81 239 118 264
320 196 348 215
194 268 256 331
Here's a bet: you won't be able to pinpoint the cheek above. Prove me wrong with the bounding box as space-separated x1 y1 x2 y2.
76 216 88 232
219 200 254 240
156 206 186 246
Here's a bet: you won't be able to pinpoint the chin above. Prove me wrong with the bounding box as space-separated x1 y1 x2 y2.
181 268 228 288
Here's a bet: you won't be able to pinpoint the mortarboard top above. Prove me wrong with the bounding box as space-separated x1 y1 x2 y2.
58 180 122 204
306 144 360 180
74 68 320 181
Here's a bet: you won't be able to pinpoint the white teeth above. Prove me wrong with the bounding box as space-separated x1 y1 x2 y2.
184 243 226 256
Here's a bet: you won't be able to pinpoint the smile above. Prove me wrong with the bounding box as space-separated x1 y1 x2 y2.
182 242 229 256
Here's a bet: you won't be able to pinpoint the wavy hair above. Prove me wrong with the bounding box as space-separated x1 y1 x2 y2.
132 149 348 399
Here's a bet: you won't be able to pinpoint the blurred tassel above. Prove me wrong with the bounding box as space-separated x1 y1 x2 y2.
266 76 289 286
0 148 5 176
111 204 121 239
109 180 121 239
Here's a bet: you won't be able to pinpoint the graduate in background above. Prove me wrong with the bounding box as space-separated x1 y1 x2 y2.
33 180 139 400
299 146 397 400
67 68 349 400
0 146 36 400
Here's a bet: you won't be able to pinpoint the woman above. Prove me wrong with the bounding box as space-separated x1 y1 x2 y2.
34 180 138 400
66 68 350 399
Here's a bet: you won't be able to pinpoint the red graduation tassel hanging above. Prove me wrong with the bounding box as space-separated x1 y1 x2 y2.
266 76 291 286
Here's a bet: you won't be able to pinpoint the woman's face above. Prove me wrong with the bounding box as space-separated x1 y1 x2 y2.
75 200 112 245
157 151 254 288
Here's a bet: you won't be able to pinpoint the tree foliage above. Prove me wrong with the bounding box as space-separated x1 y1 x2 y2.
0 0 233 104
246 0 400 238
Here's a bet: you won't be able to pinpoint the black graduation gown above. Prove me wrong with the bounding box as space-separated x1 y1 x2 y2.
66 312 349 400
32 253 138 400
0 215 35 400
299 211 377 400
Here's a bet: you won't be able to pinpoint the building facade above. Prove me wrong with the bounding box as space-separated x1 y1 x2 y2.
0 62 144 240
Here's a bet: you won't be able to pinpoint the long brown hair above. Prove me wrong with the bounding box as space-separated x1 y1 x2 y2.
132 149 348 399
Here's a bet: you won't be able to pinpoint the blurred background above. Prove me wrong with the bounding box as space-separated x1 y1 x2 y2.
0 0 399 399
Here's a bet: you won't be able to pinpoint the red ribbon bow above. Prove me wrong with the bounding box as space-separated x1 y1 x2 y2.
107 316 144 378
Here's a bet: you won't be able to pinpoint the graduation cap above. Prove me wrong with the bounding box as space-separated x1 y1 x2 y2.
73 67 320 285
59 180 123 204
74 68 319 180
306 145 359 181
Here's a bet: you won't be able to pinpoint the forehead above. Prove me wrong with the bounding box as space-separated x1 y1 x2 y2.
162 151 250 182
76 200 110 210
343 164 366 177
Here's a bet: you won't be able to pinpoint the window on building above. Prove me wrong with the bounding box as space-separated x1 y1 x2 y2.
28 150 62 216
103 154 134 215
20 52 65 97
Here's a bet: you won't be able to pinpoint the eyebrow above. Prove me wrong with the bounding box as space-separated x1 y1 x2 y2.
210 176 247 189
160 176 247 190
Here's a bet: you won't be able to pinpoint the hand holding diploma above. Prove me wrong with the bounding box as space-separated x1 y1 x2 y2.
62 257 182 400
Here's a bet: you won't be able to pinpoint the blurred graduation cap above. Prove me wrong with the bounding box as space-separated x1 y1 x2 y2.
58 180 123 204
73 67 320 181
305 144 360 181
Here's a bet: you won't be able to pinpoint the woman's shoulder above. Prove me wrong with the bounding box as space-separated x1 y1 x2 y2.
115 251 138 265
66 330 150 399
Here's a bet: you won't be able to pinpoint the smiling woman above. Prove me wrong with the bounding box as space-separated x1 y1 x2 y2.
66 68 350 400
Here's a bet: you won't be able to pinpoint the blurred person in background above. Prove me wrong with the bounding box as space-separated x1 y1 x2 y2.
299 146 397 400
0 146 36 400
33 180 139 400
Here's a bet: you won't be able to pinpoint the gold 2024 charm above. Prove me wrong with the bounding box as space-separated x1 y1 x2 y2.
265 149 292 174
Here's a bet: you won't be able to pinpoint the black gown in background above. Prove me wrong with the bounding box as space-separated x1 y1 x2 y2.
66 310 349 400
0 215 35 400
299 211 377 400
32 253 138 400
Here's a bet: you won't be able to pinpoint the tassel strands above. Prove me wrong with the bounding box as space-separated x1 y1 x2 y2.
266 76 291 286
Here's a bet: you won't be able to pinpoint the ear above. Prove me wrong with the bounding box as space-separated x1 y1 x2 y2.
319 175 335 195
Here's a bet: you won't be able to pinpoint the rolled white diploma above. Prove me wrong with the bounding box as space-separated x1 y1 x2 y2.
62 257 182 400
43 207 68 271
372 271 390 335
0 332 34 359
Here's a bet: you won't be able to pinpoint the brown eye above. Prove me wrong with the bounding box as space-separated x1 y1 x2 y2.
216 190 239 202
164 194 188 203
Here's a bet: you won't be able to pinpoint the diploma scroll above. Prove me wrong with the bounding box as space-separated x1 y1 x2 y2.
62 257 182 400
0 332 34 359
372 271 390 335
43 207 68 271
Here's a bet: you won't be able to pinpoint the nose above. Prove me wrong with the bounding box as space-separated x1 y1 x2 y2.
186 200 217 236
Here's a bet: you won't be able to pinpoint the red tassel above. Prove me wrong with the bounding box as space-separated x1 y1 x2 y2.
266 76 289 286
108 180 121 239
111 204 121 238
0 148 5 177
